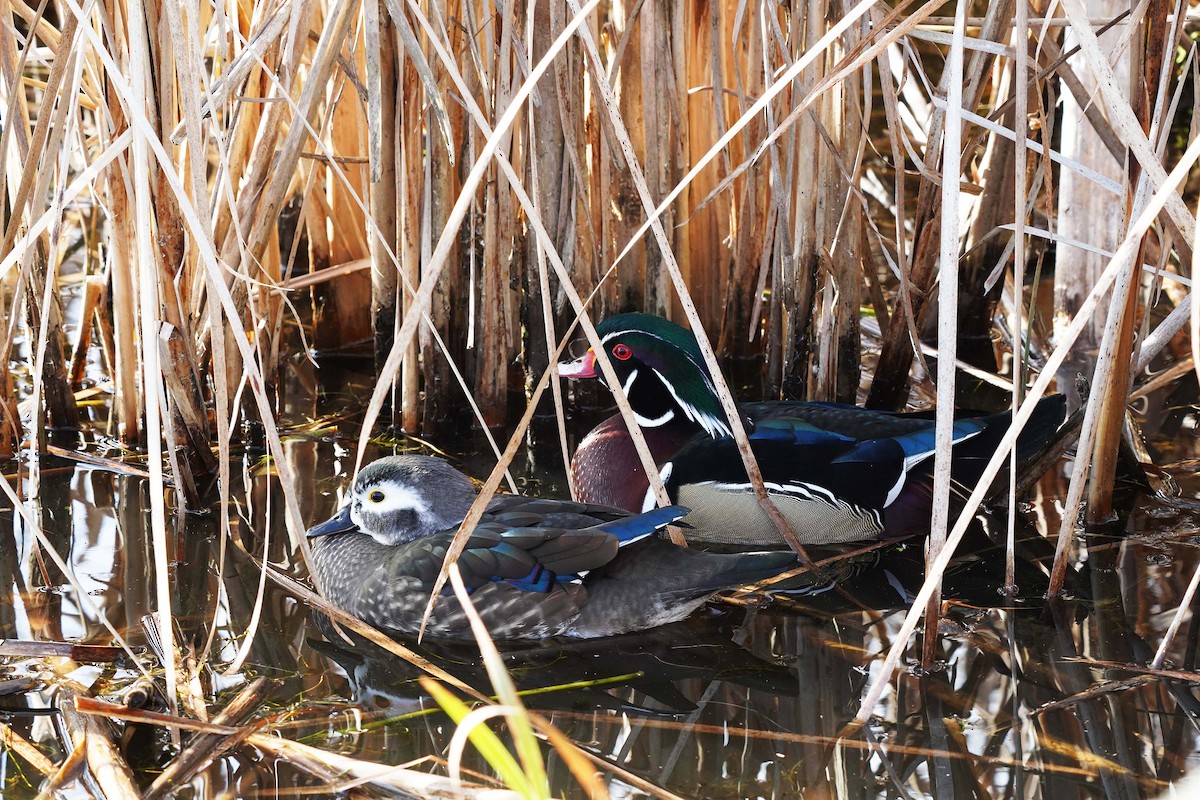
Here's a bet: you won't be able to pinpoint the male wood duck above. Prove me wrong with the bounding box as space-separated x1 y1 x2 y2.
558 313 1067 547
306 455 798 640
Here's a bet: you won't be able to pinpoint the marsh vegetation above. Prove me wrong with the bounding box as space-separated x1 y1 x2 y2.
1 1 1200 798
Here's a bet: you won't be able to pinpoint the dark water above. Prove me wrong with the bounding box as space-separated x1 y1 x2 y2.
2 360 1199 798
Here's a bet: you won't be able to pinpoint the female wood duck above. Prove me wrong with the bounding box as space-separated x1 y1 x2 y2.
306 455 799 640
558 313 1066 547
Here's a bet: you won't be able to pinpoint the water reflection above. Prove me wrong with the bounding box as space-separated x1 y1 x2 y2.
1 430 1199 798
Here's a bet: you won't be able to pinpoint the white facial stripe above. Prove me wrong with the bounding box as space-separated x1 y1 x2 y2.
634 408 675 427
621 368 638 398
651 367 731 438
599 329 632 346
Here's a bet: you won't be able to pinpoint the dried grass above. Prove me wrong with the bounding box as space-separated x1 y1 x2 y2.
3 0 1200 796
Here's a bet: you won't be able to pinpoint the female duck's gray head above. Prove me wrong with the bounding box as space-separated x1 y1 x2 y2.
309 455 477 546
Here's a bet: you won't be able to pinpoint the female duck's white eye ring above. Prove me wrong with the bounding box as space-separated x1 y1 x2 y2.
612 343 632 360
369 490 385 503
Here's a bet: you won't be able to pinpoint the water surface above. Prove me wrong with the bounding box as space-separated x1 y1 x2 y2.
2 363 1198 799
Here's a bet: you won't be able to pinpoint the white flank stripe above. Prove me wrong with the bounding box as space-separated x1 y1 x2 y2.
641 462 672 512
901 426 984 472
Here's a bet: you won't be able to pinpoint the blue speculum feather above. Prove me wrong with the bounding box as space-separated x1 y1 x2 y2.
599 504 688 543
887 419 987 460
504 562 556 593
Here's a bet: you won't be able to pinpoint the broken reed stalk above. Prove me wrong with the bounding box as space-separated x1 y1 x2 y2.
35 736 87 800
74 696 523 799
0 720 56 778
145 677 277 800
56 682 141 800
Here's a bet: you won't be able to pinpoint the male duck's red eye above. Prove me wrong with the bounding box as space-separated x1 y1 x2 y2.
612 343 632 360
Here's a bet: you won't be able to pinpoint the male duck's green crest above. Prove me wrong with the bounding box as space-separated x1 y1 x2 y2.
559 313 733 437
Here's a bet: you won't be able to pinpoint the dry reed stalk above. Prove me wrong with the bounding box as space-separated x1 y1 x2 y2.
56 682 141 800
393 9 425 432
0 720 56 777
857 129 1200 724
30 38 89 443
1007 0 1031 595
249 732 522 799
957 14 1023 386
34 736 87 800
365 2 401 417
145 677 276 800
922 0 967 668
1054 0 1128 402
118 0 179 727
1084 3 1177 524
75 696 519 798
525 6 575 494
353 0 601 472
317 20 373 356
823 43 867 404
67 274 104 387
779 5 822 400
84 0 143 447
